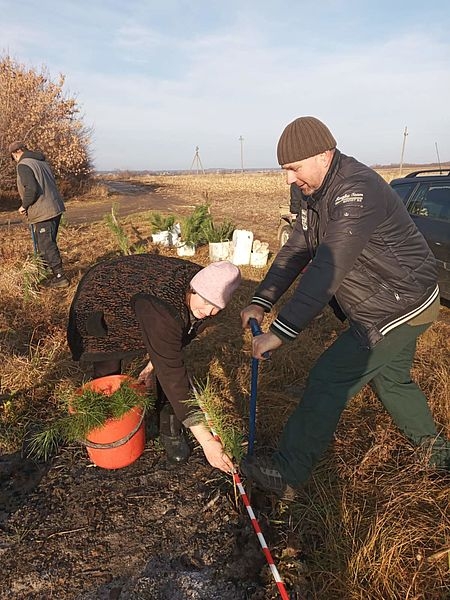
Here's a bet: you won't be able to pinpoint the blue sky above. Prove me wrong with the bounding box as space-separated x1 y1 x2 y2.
1 0 449 171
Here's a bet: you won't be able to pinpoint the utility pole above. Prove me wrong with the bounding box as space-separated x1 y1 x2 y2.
435 142 442 172
189 146 205 175
399 126 408 176
238 135 244 173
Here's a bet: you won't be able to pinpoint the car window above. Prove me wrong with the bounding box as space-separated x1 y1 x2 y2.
390 182 416 202
408 184 450 222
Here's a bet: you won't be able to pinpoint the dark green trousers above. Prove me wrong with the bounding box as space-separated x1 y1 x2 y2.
274 322 441 486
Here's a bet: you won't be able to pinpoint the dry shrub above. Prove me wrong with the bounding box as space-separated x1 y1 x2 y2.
85 180 112 199
0 190 21 212
0 54 92 193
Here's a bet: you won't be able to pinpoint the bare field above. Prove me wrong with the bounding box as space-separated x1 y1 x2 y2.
104 163 449 247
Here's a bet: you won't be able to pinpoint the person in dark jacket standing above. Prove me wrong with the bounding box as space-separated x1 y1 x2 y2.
241 116 449 496
67 254 241 471
9 140 69 288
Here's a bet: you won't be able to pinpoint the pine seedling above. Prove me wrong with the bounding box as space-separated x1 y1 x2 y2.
104 204 131 254
149 211 176 233
26 422 64 462
180 204 212 245
201 218 235 243
187 377 244 463
27 381 155 460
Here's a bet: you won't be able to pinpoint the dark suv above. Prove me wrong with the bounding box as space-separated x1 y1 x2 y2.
277 171 450 300
390 169 450 300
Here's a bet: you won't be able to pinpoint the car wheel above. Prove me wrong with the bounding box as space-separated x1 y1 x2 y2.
278 223 292 247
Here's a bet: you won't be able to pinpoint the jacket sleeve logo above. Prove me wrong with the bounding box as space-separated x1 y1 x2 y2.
334 192 364 206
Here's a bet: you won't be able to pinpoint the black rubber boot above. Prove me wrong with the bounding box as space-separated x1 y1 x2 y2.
159 404 191 464
47 273 70 288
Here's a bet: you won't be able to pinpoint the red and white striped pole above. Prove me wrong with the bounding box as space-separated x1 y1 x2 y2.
204 412 291 600
233 469 291 600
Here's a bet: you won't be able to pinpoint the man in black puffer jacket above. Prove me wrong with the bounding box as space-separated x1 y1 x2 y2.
9 140 69 288
241 116 449 497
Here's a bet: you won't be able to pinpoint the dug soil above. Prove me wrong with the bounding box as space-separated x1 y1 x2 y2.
1 432 293 600
0 180 303 600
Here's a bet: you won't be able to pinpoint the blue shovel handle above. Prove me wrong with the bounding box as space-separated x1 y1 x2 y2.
247 318 269 456
249 317 262 337
248 318 270 359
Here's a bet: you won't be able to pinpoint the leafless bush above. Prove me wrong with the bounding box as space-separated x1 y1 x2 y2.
0 54 92 195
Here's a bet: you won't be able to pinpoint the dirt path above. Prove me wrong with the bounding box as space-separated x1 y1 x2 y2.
0 180 193 228
0 178 280 249
66 180 198 225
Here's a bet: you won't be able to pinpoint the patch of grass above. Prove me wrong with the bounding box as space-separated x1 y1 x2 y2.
21 254 48 301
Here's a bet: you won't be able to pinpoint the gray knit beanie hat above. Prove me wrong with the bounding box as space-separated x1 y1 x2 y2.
277 116 336 165
8 140 27 154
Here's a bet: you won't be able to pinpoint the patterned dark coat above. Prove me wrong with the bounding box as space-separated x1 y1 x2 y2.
67 254 209 423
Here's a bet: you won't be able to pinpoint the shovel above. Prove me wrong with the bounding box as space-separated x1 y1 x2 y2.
247 318 270 456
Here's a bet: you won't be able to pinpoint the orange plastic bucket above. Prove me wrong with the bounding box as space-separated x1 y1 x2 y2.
80 374 146 469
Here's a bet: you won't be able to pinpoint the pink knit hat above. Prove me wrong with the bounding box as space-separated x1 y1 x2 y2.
190 261 241 309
